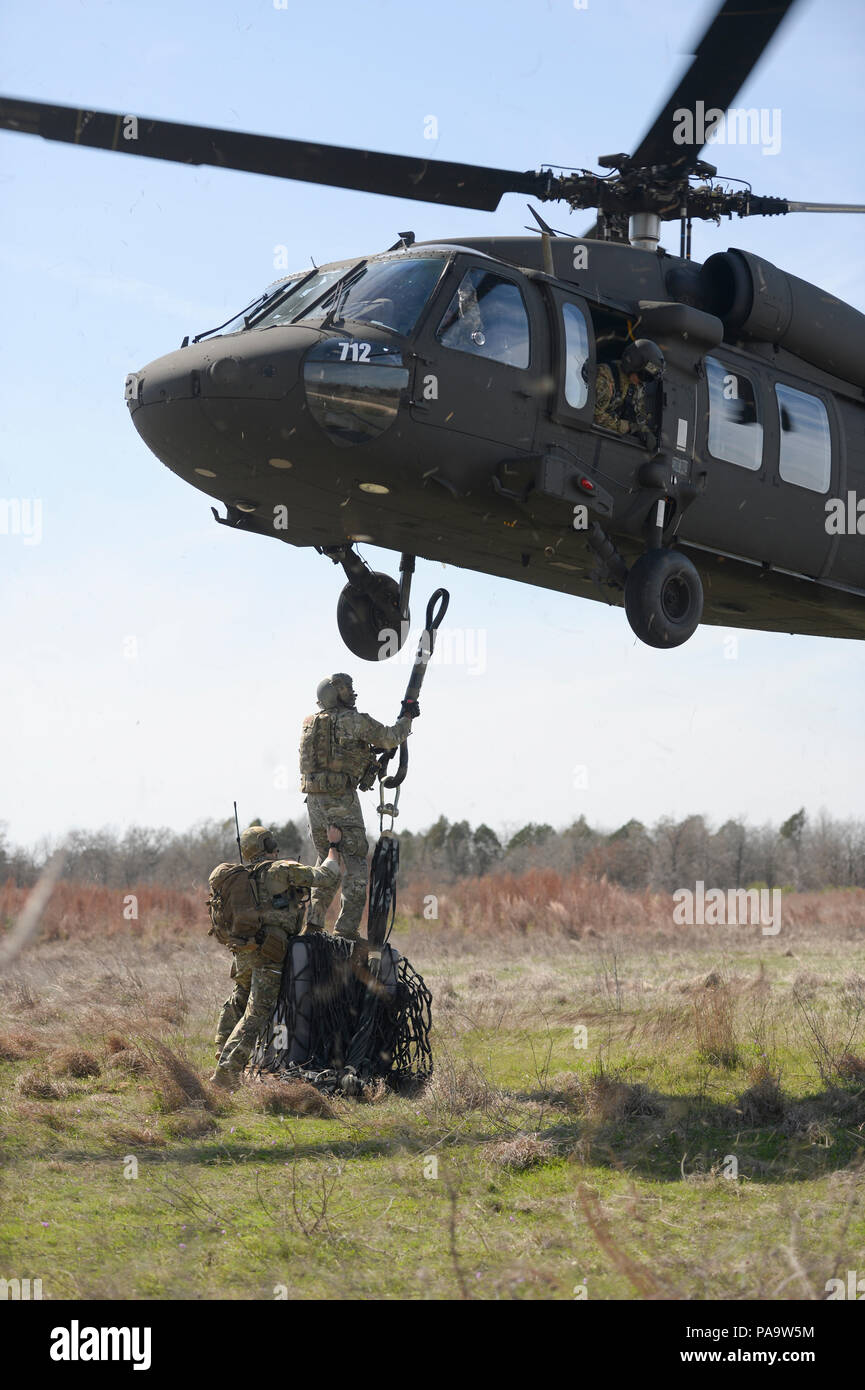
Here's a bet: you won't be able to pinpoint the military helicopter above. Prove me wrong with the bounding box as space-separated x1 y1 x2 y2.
3 0 864 656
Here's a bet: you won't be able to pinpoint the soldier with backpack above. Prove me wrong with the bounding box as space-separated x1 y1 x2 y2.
208 822 343 1089
300 673 416 941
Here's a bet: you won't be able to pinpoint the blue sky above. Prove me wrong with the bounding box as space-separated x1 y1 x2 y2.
1 0 863 849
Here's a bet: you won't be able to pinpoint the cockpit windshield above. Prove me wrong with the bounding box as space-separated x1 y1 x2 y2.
251 254 447 338
246 266 348 330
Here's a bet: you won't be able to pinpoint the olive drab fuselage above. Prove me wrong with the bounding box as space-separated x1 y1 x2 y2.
127 235 865 644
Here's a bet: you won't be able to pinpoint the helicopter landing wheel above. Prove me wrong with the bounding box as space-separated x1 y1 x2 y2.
337 573 406 661
624 548 703 649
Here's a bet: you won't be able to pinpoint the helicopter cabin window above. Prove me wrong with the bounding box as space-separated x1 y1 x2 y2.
775 384 831 494
436 268 530 368
562 302 589 409
705 357 763 472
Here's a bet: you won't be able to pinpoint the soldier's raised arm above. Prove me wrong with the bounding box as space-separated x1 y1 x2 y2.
266 834 342 892
337 708 412 750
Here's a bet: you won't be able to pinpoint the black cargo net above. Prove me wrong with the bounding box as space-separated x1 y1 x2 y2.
251 935 432 1089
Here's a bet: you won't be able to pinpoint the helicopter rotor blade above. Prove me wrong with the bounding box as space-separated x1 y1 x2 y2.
629 0 796 174
782 201 865 214
0 94 547 212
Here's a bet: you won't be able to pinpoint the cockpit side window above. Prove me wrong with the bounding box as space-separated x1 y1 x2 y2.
706 356 763 471
436 268 530 368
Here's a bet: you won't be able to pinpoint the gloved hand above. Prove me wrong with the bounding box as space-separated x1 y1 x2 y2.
326 824 342 845
400 698 420 720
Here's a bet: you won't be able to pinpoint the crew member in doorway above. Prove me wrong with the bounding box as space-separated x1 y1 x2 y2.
594 339 664 449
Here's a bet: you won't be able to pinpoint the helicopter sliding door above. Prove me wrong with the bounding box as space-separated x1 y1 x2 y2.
688 355 834 579
767 379 836 576
408 258 542 454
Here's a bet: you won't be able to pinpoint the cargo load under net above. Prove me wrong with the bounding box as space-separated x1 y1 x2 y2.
251 934 432 1090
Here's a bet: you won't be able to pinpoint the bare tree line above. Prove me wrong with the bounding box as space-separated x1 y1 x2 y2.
1 806 863 894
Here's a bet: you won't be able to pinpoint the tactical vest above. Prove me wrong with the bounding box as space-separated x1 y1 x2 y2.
299 709 374 794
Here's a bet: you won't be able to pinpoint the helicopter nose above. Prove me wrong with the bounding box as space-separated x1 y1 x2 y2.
126 326 322 410
126 326 324 477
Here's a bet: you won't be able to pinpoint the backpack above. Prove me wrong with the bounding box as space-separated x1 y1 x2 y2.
299 711 335 778
207 862 263 948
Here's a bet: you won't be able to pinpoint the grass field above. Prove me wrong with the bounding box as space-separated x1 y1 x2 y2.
1 880 864 1300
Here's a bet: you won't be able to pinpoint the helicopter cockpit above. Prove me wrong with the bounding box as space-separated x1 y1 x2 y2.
206 251 449 342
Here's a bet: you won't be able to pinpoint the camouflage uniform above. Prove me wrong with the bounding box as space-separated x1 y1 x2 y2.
301 675 412 939
213 844 340 1079
594 362 650 438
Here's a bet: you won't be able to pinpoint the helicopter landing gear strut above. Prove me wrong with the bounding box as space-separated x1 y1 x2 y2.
323 546 413 661
623 502 703 649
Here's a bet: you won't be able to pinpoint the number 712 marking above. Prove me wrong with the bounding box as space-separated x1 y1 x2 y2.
337 341 371 363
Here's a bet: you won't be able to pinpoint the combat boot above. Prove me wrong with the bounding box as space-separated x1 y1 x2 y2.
209 1067 240 1092
340 1066 360 1096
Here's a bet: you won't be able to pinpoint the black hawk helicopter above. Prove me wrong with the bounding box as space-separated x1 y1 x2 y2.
3 0 864 656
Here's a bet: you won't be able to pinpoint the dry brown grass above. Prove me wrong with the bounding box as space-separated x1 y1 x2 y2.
161 1108 219 1139
484 1134 555 1170
2 871 863 958
15 1067 66 1100
358 1077 388 1104
546 1068 660 1121
401 870 666 937
139 1040 214 1113
150 993 188 1026
0 1028 41 1061
106 1049 149 1076
401 876 865 941
693 982 739 1068
426 1058 496 1115
105 1123 166 1148
52 1048 101 1079
248 1078 336 1118
0 879 200 941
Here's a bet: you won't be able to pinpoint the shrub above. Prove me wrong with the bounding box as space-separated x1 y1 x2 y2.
249 1080 335 1118
53 1049 101 1079
0 1029 40 1061
15 1068 65 1100
484 1134 555 1171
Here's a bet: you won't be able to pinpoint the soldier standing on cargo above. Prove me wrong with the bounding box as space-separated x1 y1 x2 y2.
209 822 342 1089
594 339 664 448
300 673 416 941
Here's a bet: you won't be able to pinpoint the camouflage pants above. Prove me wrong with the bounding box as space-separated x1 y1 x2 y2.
214 949 282 1076
306 790 369 937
